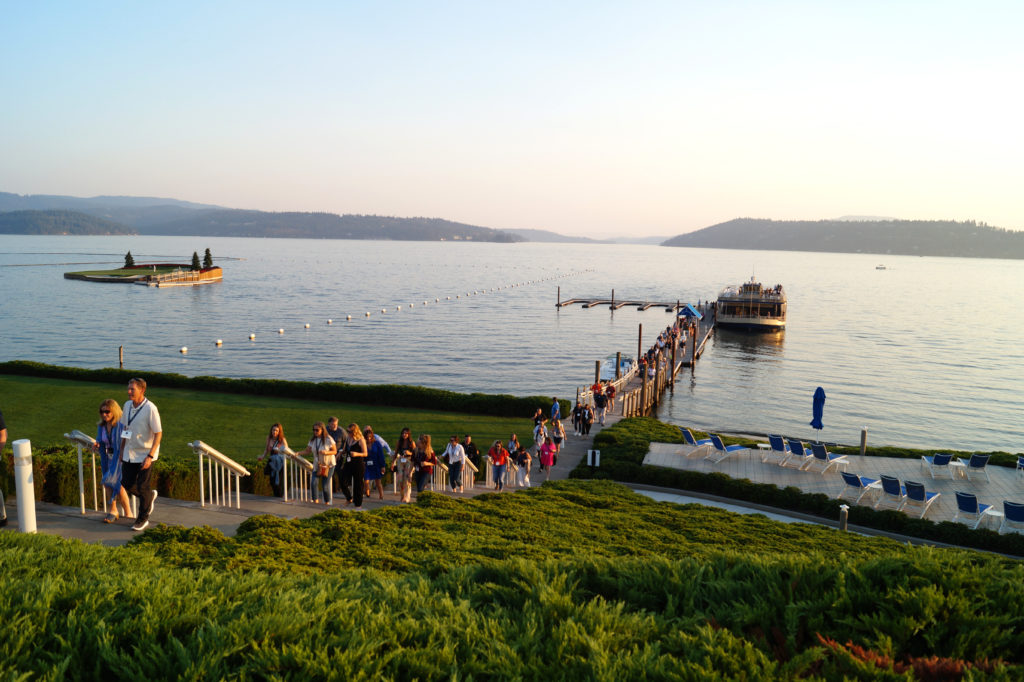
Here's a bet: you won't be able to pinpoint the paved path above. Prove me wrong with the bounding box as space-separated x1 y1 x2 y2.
0 414 618 545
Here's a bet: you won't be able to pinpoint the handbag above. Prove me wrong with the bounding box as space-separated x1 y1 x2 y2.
318 464 329 478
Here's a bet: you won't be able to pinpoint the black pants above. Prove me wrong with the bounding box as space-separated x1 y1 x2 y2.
582 420 592 435
121 460 153 522
339 458 366 507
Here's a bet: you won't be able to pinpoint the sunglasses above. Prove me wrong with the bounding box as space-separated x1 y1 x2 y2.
99 410 111 414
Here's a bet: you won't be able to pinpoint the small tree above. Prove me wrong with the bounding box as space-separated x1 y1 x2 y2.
203 248 213 269
191 251 201 271
124 251 135 268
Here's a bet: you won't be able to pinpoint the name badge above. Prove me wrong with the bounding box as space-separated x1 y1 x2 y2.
121 430 132 439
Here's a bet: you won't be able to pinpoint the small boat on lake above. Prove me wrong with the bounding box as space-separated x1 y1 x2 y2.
716 277 786 331
600 355 637 381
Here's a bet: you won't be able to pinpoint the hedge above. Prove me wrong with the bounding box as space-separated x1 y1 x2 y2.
0 360 570 419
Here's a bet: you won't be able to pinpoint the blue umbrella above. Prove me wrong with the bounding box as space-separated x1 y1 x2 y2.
810 386 826 432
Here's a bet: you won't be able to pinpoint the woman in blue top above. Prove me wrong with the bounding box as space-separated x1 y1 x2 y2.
363 425 387 500
94 398 131 523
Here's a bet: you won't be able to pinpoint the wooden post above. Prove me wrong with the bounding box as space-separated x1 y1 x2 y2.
637 324 642 365
640 365 648 416
594 360 600 385
670 338 677 390
557 286 560 307
611 289 615 308
615 351 622 380
691 322 697 366
119 345 123 369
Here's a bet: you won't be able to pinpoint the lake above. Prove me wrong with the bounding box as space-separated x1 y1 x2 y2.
1 235 1021 451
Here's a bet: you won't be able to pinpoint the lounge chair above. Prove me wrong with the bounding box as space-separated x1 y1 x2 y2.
952 491 996 529
805 443 849 474
920 453 954 479
762 434 790 464
705 434 747 464
902 480 940 519
780 438 813 469
999 501 1024 535
838 472 881 505
960 453 991 482
874 475 907 510
677 427 713 458
1016 456 1024 479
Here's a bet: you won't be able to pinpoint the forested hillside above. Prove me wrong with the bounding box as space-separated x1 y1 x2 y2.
0 210 135 235
663 218 1024 258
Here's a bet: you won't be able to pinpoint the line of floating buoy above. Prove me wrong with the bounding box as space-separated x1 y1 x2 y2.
175 270 596 355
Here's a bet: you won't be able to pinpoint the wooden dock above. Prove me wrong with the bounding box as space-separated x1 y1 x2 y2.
557 287 694 312
576 305 716 418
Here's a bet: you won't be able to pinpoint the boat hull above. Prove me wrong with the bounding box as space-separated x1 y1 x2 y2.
717 317 786 332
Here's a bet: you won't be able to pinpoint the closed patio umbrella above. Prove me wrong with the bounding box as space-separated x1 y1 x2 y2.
810 386 826 435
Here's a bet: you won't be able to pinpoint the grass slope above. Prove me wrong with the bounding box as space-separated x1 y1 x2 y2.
0 374 524 467
1 481 1021 679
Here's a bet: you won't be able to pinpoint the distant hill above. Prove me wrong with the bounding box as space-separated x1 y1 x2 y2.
662 218 1024 259
0 193 521 242
0 210 135 235
506 228 605 243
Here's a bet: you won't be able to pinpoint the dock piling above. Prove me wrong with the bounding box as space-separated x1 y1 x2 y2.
615 351 621 380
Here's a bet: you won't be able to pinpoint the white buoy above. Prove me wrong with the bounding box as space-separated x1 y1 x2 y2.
304 323 310 328
407 304 412 308
347 315 352 320
215 339 222 346
436 298 439 302
397 305 402 310
249 333 255 340
327 319 332 324
424 300 428 305
180 346 188 354
365 312 370 317
381 308 386 313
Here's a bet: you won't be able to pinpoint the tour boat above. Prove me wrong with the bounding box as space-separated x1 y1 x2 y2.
716 277 786 331
600 355 637 381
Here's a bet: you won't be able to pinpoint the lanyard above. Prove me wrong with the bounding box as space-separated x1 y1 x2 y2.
126 399 148 428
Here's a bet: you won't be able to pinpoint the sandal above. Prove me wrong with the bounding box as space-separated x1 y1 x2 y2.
103 513 117 524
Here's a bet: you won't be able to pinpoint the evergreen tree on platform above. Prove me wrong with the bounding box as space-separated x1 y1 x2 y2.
191 251 201 271
124 251 135 268
203 248 213 269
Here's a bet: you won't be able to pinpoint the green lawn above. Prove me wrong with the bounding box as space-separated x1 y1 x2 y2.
64 265 183 277
0 373 526 466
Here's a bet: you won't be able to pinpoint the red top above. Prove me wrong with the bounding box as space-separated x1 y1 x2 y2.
488 445 509 466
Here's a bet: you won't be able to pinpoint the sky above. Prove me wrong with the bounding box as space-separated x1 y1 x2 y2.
2 1 1023 238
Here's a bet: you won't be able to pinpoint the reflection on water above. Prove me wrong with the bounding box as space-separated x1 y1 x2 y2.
712 328 785 360
1 236 1022 451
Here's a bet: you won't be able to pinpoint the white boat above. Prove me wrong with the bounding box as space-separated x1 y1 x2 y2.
600 355 637 381
716 277 786 331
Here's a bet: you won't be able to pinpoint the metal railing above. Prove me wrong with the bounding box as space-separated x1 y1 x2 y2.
64 430 102 514
281 447 314 502
189 440 251 509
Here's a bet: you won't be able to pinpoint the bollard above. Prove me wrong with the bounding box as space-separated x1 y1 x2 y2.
839 504 849 532
860 427 868 457
13 439 37 533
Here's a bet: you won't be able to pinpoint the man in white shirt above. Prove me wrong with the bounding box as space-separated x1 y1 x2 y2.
119 378 162 531
443 435 466 493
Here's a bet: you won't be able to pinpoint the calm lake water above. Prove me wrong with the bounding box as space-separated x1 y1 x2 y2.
2 235 1021 451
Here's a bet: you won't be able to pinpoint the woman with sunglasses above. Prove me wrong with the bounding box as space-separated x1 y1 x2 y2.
295 422 337 504
94 399 132 523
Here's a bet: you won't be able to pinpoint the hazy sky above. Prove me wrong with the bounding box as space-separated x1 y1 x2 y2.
3 1 1022 237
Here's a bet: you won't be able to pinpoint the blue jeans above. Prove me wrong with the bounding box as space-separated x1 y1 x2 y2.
493 464 506 490
449 460 464 490
415 469 432 493
313 464 336 503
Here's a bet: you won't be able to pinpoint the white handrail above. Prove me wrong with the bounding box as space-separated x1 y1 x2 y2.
65 430 101 514
189 440 251 509
281 447 313 503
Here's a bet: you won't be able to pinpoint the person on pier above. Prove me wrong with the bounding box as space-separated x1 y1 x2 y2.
413 434 437 495
443 435 466 493
295 422 337 505
488 439 510 491
363 426 387 501
464 434 481 479
119 378 162 532
340 423 367 508
514 446 531 487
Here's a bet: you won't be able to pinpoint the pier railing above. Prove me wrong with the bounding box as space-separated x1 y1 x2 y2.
189 440 251 509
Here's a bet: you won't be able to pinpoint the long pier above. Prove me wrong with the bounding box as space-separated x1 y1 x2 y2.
557 287 691 312
574 302 716 418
